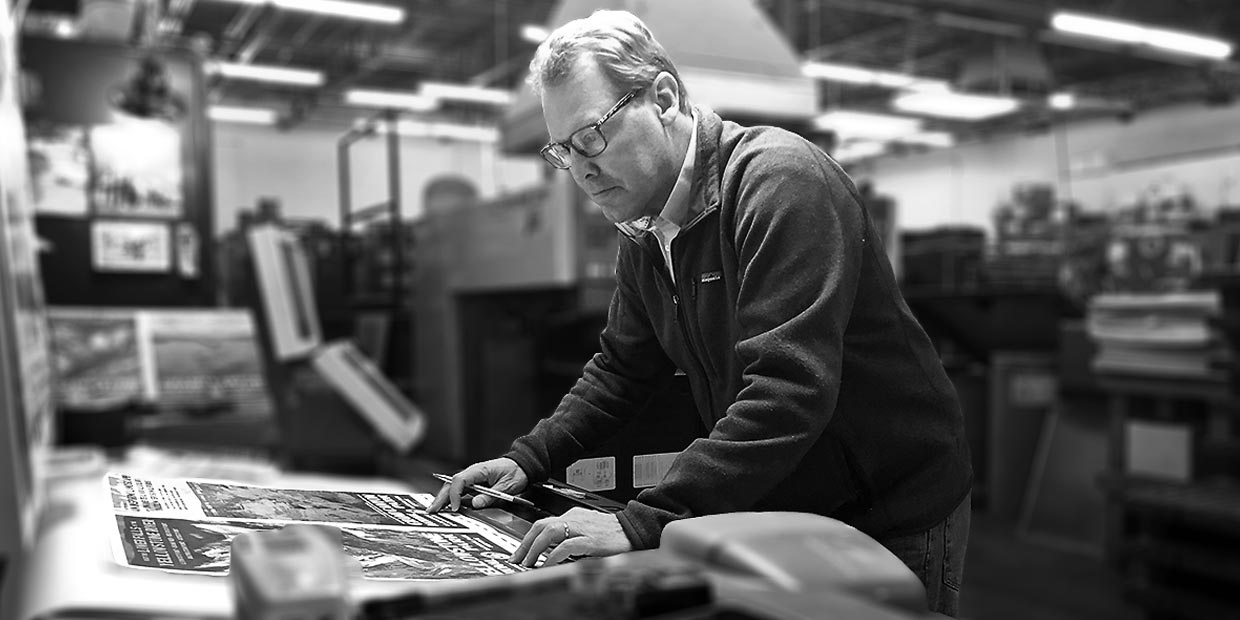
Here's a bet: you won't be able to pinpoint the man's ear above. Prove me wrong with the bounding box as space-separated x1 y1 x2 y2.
651 71 680 124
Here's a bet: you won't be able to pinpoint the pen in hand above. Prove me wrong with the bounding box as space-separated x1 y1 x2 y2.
433 473 537 509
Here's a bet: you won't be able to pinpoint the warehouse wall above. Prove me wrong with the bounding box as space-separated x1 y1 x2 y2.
857 99 1240 233
211 122 544 235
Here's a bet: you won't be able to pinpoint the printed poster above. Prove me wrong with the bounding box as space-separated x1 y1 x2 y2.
0 0 55 553
89 115 183 218
91 220 170 272
105 473 535 580
26 122 89 216
47 307 143 409
136 309 267 408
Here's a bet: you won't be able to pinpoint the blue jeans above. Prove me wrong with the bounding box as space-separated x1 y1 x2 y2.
876 492 971 617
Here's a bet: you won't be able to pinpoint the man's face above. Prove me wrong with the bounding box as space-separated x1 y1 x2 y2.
541 58 678 225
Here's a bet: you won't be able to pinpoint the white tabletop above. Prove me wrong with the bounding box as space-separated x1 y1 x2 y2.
17 453 426 620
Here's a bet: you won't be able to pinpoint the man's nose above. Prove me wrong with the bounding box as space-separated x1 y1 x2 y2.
572 154 599 181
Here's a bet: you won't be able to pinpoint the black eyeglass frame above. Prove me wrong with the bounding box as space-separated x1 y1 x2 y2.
540 89 641 169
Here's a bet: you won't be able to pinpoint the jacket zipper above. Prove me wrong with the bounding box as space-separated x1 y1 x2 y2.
649 235 716 419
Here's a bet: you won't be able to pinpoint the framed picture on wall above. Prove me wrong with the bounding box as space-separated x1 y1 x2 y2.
90 220 170 272
26 122 89 216
88 115 184 219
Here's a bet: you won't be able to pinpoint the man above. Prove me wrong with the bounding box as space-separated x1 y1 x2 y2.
429 9 973 616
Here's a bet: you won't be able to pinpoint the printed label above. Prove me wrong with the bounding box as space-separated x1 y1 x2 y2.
699 271 722 283
565 457 616 492
632 452 681 489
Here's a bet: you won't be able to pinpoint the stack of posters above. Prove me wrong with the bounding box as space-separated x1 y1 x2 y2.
106 473 532 580
1087 292 1225 379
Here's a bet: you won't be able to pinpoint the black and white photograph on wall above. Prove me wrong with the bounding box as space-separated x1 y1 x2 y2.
88 115 183 218
26 122 88 216
90 220 170 272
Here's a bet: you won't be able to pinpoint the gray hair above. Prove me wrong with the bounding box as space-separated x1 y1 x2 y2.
527 10 691 113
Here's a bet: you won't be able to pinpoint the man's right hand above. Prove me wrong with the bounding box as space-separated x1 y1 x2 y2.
426 457 529 513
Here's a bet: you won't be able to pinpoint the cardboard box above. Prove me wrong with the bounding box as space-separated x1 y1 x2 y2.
1125 420 1193 482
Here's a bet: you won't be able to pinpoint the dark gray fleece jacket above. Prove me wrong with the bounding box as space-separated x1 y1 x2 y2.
506 108 972 549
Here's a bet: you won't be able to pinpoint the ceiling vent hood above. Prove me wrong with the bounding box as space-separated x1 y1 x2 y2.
500 0 817 154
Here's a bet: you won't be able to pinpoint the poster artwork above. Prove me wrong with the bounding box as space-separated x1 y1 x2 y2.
91 220 170 272
137 310 266 407
26 123 89 216
0 0 55 554
47 308 143 409
106 474 536 580
89 115 183 218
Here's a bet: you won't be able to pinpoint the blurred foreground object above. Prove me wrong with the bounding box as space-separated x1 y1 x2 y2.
231 524 352 620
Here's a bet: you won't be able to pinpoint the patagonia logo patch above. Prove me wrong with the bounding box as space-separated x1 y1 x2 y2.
699 271 723 283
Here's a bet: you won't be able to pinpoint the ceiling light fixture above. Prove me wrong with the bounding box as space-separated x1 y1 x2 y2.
1051 11 1232 60
813 110 923 140
1048 92 1077 110
419 82 514 106
209 61 325 86
344 89 438 111
801 61 950 91
832 140 887 163
521 24 550 44
356 118 499 142
892 90 1021 120
901 131 956 148
208 105 278 124
212 0 404 24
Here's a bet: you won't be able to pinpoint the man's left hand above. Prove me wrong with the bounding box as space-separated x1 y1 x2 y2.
510 507 632 567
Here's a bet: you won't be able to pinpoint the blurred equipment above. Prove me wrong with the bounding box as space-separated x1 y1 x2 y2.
231 525 352 620
247 224 427 472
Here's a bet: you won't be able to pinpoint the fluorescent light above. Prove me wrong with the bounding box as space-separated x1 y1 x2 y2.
813 110 922 140
832 140 887 163
344 89 438 111
1051 13 1144 43
419 82 514 106
521 24 550 44
208 105 278 124
801 61 950 91
211 0 403 24
901 131 956 148
209 62 325 86
801 61 876 84
892 90 1021 120
1145 29 1233 59
357 118 499 142
1052 11 1232 60
1048 92 1076 110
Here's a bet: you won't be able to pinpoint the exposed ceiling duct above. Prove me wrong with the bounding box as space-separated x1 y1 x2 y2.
956 39 1055 97
499 0 818 154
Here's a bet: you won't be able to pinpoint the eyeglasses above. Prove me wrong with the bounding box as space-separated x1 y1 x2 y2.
540 90 640 169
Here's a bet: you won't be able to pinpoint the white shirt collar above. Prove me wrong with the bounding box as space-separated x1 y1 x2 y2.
622 111 698 235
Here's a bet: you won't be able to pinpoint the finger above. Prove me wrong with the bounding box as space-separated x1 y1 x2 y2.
426 483 452 513
449 477 472 512
511 522 561 567
470 493 497 509
544 539 588 565
509 521 546 566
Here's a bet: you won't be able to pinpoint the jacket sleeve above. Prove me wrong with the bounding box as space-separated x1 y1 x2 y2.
615 136 867 549
505 244 678 482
